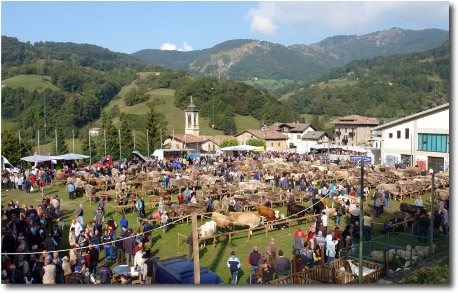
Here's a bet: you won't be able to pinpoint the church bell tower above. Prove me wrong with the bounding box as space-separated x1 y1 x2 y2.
184 96 199 137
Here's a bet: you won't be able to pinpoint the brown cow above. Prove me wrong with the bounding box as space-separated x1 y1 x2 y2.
257 205 284 222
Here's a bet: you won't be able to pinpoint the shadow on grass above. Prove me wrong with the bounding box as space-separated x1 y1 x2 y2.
208 236 229 273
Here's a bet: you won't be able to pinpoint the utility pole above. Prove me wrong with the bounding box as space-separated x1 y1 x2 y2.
430 171 435 259
133 130 136 150
119 129 122 160
147 129 150 158
104 129 107 156
55 129 58 155
359 155 364 283
19 130 22 169
38 130 40 155
191 212 200 284
160 128 163 149
89 129 92 165
72 129 75 153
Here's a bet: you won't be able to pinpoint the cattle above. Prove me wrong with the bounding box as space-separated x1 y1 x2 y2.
197 220 217 248
312 197 326 215
400 202 426 215
84 184 96 196
257 205 284 222
211 212 233 231
370 249 396 262
287 202 309 224
182 203 208 215
227 212 261 234
54 173 68 181
212 201 221 211
394 211 412 222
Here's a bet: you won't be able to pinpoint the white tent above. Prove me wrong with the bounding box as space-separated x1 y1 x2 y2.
342 146 368 153
53 153 90 160
220 145 261 151
21 155 54 163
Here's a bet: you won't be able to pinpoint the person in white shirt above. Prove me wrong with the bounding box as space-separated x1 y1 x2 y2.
414 196 423 207
134 246 146 270
326 237 337 263
74 218 83 238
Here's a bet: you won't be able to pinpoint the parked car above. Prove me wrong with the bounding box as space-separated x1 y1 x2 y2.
153 256 224 284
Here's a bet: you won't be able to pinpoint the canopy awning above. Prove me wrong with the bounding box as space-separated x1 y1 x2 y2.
220 145 261 151
53 153 90 160
21 155 54 163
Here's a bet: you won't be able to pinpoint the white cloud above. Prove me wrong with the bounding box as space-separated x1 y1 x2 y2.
161 42 193 51
247 1 449 38
179 42 193 52
160 42 177 50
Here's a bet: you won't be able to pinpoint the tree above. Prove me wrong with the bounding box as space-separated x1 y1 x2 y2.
120 113 133 159
310 115 325 131
97 111 119 159
219 138 239 148
144 105 167 152
54 123 69 155
1 129 31 167
246 138 264 147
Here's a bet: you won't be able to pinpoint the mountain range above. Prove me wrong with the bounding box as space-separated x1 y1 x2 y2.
132 28 449 82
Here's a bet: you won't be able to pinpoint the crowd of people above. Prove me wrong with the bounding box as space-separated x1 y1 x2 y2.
1 150 450 284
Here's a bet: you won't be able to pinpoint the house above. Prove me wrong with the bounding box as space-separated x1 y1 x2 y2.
163 134 219 154
300 131 330 153
331 115 379 146
235 129 288 151
89 127 101 136
372 103 449 172
267 122 317 152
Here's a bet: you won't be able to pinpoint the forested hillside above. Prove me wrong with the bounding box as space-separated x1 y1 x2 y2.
133 28 449 84
281 41 450 119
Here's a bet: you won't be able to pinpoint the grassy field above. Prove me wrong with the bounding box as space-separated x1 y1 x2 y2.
102 75 260 136
1 179 448 284
30 138 83 155
244 79 294 92
2 74 59 92
317 78 358 89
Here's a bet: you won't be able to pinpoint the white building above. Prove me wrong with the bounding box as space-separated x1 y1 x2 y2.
372 103 449 172
267 122 317 153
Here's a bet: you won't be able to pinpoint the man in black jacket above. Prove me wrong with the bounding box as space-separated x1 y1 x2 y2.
88 244 99 275
418 213 430 243
142 256 155 284
274 250 291 279
248 246 261 275
95 260 113 284
115 232 125 265
90 229 102 253
123 232 136 267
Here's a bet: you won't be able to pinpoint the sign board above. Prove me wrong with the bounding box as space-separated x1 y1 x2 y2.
350 156 371 163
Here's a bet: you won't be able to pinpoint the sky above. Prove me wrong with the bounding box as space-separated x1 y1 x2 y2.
1 1 450 54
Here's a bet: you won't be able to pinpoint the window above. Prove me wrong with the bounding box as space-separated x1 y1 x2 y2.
418 133 449 152
397 131 401 139
278 143 280 146
271 142 273 147
405 128 409 139
345 128 347 133
389 133 393 138
297 135 301 139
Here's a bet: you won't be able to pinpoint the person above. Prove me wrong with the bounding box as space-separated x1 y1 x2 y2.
102 229 114 262
42 258 56 284
321 210 328 234
326 237 337 263
374 194 381 217
227 251 241 284
441 208 448 236
120 273 132 284
294 229 305 255
67 181 75 200
384 190 391 208
161 212 168 234
312 247 322 267
120 213 128 230
76 203 84 226
95 260 113 284
335 202 345 226
186 233 194 260
414 195 423 207
316 231 326 249
190 195 197 204
248 246 261 275
106 215 117 239
69 265 84 284
177 192 185 206
332 226 341 251
94 208 104 232
136 198 143 218
418 213 430 243
274 250 290 279
142 255 155 284
363 213 373 241
352 221 360 242
97 197 105 215
123 232 136 267
140 196 146 218
184 187 190 204
134 247 146 270
62 256 72 284
433 210 441 242
264 199 272 208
